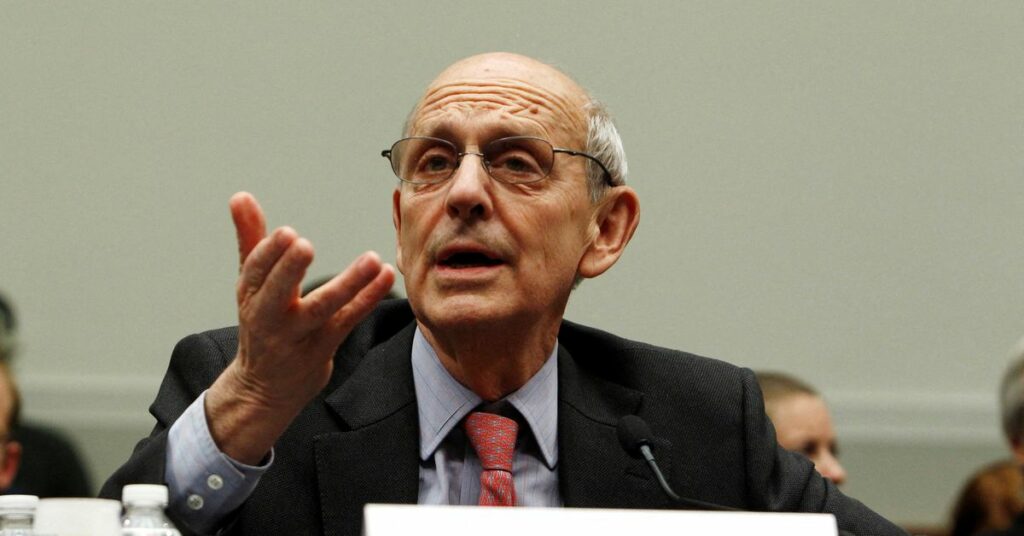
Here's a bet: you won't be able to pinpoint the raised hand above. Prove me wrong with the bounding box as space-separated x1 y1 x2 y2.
205 192 395 464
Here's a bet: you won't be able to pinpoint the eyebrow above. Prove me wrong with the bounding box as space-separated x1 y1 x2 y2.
412 120 547 145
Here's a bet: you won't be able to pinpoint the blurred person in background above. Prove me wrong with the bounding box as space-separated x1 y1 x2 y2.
949 459 1024 536
978 337 1024 536
756 371 848 486
0 292 92 497
0 361 22 492
0 294 24 491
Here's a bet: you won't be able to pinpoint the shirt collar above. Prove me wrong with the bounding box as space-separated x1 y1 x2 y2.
411 326 559 469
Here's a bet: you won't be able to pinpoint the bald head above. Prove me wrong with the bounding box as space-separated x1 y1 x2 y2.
402 53 627 197
433 53 584 91
409 53 589 148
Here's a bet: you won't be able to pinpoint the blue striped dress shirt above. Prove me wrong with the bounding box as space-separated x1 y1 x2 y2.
411 328 561 506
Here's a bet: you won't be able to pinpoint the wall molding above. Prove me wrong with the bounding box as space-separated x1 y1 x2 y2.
19 374 161 429
826 390 999 445
16 375 1005 446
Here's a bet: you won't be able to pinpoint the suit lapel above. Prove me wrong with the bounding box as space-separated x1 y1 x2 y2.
315 323 420 536
557 344 674 509
309 315 678 533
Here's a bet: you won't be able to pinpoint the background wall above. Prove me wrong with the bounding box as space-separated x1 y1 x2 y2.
2 1 1022 528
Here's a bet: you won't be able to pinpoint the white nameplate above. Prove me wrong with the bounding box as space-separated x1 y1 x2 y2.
364 504 838 536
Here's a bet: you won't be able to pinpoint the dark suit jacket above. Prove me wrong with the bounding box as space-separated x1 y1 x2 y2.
6 422 93 497
101 300 904 535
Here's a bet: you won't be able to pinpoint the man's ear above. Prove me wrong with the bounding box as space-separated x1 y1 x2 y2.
0 440 21 492
392 188 405 275
578 186 640 279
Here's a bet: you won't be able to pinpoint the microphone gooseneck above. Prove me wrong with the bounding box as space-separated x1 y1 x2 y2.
617 415 682 501
616 415 739 512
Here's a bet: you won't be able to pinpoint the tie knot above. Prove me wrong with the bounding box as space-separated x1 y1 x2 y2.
464 411 518 471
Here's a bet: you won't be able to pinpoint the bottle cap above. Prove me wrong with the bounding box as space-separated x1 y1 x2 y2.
122 484 169 506
0 494 39 514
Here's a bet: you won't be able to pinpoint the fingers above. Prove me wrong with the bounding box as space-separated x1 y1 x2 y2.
325 262 396 335
230 194 397 366
258 235 315 313
230 192 267 268
300 252 394 330
238 237 394 346
236 227 293 303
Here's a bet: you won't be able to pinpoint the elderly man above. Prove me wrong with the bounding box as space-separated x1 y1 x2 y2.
102 53 903 535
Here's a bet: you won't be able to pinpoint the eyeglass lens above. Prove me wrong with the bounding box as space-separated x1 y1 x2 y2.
390 137 555 184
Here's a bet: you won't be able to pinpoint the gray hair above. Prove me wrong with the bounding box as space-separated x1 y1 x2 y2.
583 98 628 202
999 336 1024 444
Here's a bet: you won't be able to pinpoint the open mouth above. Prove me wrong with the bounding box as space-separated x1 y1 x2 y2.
439 251 504 269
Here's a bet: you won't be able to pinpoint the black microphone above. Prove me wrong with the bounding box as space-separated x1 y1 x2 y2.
616 415 739 512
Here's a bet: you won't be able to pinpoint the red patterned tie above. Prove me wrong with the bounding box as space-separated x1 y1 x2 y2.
464 411 519 506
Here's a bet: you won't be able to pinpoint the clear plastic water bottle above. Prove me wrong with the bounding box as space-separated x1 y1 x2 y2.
121 485 180 536
0 494 39 536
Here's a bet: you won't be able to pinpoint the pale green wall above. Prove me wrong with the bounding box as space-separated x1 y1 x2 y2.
3 1 1023 527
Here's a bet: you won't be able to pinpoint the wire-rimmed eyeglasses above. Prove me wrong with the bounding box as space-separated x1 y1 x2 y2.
381 136 614 186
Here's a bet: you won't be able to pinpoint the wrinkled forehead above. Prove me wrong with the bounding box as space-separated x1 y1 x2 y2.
409 54 590 147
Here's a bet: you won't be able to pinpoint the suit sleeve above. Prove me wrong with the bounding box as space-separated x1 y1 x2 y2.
738 369 908 535
99 331 237 535
164 392 272 534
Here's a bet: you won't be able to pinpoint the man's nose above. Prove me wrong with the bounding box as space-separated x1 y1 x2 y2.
815 452 847 487
445 152 493 220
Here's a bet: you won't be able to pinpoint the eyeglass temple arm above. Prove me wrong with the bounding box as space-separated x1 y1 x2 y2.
553 149 616 186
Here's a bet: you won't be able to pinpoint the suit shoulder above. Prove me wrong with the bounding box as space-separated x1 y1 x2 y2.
181 325 239 349
557 320 757 410
559 319 747 378
169 326 239 368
